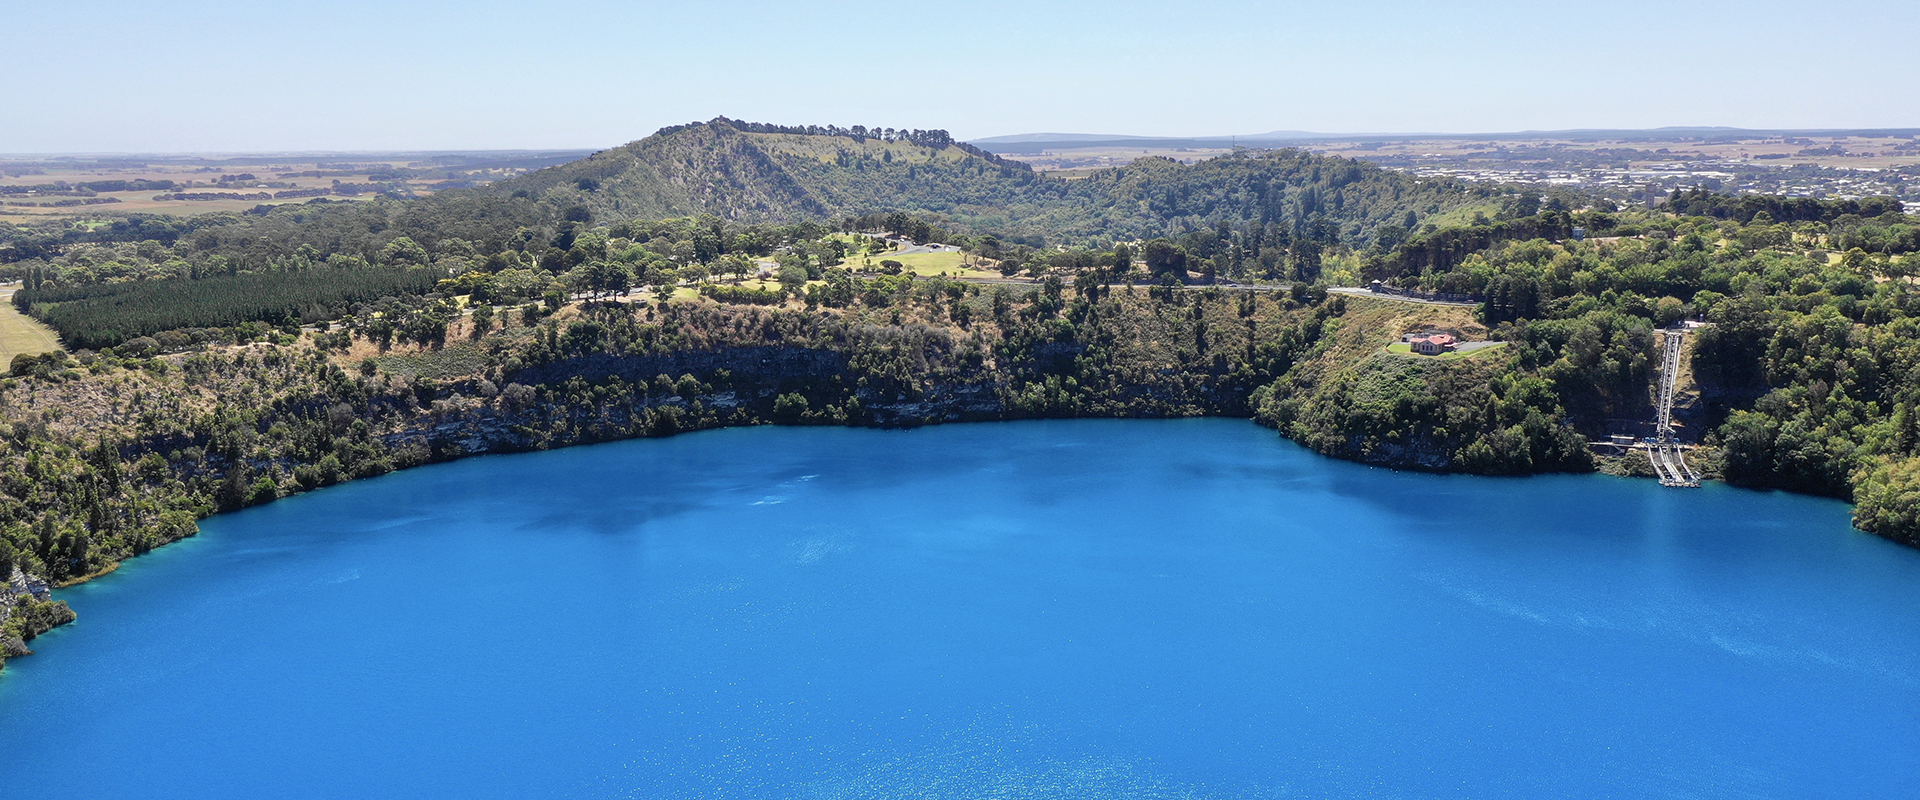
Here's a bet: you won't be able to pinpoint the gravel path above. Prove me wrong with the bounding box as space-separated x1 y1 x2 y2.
1329 287 1479 307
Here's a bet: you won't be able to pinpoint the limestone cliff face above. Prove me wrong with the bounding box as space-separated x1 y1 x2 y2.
373 347 1033 460
360 339 1264 468
504 345 851 389
1327 433 1458 472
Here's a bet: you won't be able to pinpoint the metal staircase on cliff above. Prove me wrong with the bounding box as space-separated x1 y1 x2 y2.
1647 328 1700 487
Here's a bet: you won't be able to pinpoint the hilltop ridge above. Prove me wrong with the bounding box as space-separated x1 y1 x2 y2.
465 117 1485 247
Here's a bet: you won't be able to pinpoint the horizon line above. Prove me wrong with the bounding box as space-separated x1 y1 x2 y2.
6 124 1920 158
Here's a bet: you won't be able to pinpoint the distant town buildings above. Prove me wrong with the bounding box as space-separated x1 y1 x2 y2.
1390 159 1916 208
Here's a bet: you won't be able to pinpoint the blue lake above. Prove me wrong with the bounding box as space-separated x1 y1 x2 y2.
3 418 1918 798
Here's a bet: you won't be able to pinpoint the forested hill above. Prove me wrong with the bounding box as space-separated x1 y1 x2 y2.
0 118 1496 280
471 118 1487 246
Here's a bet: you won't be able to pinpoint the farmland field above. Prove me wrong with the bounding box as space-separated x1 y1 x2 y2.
0 150 589 223
0 285 63 360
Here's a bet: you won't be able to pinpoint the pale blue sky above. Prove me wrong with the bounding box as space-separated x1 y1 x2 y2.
4 0 1914 153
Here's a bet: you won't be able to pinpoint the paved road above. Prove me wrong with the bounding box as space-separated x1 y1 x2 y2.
865 236 961 257
1329 287 1480 307
895 242 960 256
940 276 1296 291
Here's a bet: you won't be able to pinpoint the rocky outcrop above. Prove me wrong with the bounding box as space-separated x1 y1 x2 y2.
373 348 1020 459
504 345 852 389
1 567 74 671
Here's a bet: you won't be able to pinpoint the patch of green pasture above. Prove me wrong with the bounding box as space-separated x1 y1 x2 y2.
1421 201 1504 229
1385 342 1506 361
854 250 1000 278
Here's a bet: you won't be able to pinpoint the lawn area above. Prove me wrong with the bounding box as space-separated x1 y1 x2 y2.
1421 201 1504 229
0 287 63 361
826 233 1001 278
1385 342 1506 361
853 250 1002 279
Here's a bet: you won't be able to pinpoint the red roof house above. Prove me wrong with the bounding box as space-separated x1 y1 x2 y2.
1409 333 1456 355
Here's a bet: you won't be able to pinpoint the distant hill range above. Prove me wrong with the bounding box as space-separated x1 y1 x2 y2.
471 117 1489 245
969 127 1920 154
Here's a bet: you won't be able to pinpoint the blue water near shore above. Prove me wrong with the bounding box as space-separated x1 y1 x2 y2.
3 419 1918 798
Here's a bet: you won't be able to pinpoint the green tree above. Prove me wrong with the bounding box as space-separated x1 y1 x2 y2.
1853 458 1920 545
379 237 429 267
778 260 809 294
720 254 754 282
1111 244 1133 276
1142 238 1187 277
647 267 681 300
773 393 809 422
589 260 633 297
469 304 495 338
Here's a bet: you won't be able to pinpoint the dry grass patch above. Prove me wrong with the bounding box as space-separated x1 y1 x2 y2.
0 286 63 361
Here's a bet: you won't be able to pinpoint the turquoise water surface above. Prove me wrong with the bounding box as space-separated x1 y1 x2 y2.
2 419 1917 798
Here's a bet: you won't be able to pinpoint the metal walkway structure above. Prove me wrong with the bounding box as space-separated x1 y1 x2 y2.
1647 328 1700 487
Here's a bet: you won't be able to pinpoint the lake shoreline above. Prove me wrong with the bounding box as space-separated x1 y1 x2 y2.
0 294 1887 675
0 402 1838 676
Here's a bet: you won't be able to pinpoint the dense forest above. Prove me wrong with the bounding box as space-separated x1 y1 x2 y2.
19 266 441 350
4 120 1920 666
